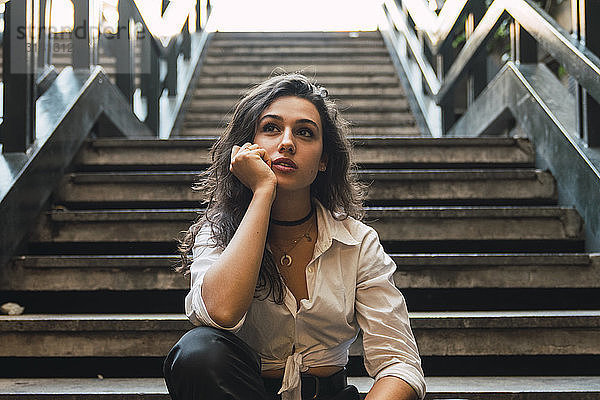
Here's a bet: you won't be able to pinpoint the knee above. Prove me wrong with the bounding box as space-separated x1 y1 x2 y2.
163 326 250 380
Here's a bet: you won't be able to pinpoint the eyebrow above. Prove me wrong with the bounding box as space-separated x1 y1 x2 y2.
259 114 320 129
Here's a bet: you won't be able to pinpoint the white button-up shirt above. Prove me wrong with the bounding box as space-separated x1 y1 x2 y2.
185 198 426 399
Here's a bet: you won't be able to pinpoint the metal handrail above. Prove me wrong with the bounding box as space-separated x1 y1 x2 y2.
386 0 600 102
382 0 600 144
126 0 193 56
401 0 470 52
0 0 212 152
437 0 600 105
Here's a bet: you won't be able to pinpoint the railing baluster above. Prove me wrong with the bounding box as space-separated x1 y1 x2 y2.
196 0 203 31
182 18 192 60
1 0 37 153
573 0 600 147
73 0 91 69
466 3 487 107
114 0 136 104
166 43 178 96
38 0 51 69
141 38 161 133
518 24 538 64
438 43 455 134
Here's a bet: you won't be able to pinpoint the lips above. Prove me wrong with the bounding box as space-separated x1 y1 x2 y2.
272 157 297 169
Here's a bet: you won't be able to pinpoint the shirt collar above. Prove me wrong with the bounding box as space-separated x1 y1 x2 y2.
312 197 361 253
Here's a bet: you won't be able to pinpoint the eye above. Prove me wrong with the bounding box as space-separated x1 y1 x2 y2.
261 122 279 133
297 127 314 137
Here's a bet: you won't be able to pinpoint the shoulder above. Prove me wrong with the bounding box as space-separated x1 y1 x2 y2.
340 217 379 244
314 197 376 248
337 215 380 247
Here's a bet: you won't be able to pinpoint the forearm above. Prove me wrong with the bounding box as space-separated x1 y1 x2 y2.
365 376 419 400
201 188 274 326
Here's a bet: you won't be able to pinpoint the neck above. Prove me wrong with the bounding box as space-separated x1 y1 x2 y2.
269 190 314 238
270 189 312 222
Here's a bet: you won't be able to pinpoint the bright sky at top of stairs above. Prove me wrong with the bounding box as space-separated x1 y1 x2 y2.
209 0 382 31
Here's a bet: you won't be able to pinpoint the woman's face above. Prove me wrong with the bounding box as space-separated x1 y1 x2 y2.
253 96 328 194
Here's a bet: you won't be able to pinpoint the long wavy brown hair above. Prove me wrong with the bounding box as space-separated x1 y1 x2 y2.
178 73 366 304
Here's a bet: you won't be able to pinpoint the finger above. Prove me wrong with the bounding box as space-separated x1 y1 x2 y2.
231 145 240 159
248 148 267 156
255 148 272 167
236 143 255 156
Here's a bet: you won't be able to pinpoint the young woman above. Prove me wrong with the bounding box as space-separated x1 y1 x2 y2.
163 74 426 400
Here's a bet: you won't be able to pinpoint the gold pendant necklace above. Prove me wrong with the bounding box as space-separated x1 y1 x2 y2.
269 222 314 267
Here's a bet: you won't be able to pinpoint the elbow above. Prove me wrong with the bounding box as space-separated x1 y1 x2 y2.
212 311 242 329
205 303 243 329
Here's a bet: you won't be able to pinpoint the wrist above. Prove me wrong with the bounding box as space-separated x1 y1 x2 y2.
253 185 276 203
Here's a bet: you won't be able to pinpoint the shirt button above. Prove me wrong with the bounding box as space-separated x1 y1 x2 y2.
307 266 314 273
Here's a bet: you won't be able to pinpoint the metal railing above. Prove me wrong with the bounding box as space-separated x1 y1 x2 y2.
380 0 600 250
0 0 212 153
0 0 212 268
381 0 600 146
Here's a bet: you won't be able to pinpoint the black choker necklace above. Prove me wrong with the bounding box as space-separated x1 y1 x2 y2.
270 204 315 226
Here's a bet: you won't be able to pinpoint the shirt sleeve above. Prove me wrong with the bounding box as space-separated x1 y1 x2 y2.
354 226 426 399
184 222 247 332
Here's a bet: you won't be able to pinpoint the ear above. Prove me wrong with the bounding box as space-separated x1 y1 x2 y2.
319 154 328 171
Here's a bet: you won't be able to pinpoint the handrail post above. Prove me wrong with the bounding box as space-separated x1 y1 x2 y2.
73 0 99 69
1 0 37 153
141 37 161 134
38 0 52 69
182 18 192 60
196 0 202 31
517 24 538 64
73 0 90 68
438 42 455 134
466 3 487 107
573 0 600 147
166 43 178 96
114 0 136 104
197 0 209 31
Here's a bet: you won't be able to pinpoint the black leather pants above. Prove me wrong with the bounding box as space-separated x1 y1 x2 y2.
163 326 270 400
163 326 359 400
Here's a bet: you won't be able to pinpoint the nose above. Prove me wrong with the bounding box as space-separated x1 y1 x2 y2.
278 126 295 154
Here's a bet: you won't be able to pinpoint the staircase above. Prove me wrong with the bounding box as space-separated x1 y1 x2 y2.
180 32 421 137
1 31 600 399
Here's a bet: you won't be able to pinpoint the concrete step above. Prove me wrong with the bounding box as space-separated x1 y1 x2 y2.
184 109 411 121
203 55 393 65
179 126 423 137
28 207 583 246
182 120 417 129
3 254 596 291
2 376 600 399
193 86 406 98
394 253 598 289
209 38 386 48
182 114 416 127
194 75 398 88
206 47 390 56
73 138 535 169
199 64 397 76
1 311 598 357
188 98 410 112
55 169 557 206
